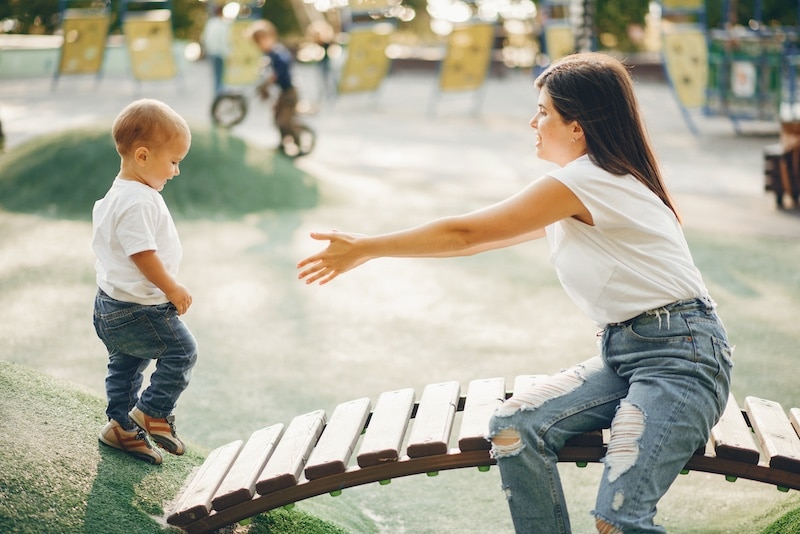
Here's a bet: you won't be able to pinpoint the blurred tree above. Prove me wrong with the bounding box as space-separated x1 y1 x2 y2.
3 0 796 51
260 0 301 36
594 0 649 52
0 0 61 34
0 0 210 40
706 0 799 29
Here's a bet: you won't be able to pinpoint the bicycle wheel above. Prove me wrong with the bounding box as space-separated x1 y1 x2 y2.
211 93 248 128
280 125 316 158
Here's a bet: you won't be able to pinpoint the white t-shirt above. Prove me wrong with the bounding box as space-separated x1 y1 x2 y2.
545 155 706 326
92 178 182 305
201 16 231 57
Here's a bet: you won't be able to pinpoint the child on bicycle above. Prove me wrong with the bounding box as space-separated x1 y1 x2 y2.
248 19 307 154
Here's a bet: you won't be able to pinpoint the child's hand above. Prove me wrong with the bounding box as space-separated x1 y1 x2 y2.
166 284 193 315
130 250 193 314
257 81 270 100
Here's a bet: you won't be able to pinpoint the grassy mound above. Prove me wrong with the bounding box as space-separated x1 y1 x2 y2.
0 127 319 220
0 361 346 534
763 507 800 533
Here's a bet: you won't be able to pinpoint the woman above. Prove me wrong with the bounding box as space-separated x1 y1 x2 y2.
297 53 732 533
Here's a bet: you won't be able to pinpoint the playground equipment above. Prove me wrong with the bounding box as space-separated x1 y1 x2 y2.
120 0 179 82
660 0 800 133
53 0 112 87
334 1 397 99
428 22 496 114
538 0 577 65
165 376 800 533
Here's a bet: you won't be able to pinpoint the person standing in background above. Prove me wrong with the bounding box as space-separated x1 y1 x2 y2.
201 5 232 95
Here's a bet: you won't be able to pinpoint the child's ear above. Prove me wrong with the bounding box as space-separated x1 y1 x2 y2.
133 146 149 166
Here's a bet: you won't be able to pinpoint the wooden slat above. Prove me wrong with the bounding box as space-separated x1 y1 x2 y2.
745 396 800 473
458 377 505 451
357 388 415 467
790 408 800 438
305 397 371 480
211 424 284 511
167 440 243 526
711 393 760 464
406 381 460 457
255 410 326 495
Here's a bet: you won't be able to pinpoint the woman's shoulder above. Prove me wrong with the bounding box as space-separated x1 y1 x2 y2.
548 156 617 186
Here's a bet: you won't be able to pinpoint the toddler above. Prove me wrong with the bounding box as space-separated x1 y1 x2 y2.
93 98 197 465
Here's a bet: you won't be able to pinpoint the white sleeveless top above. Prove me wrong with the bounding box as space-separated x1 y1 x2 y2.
545 155 706 326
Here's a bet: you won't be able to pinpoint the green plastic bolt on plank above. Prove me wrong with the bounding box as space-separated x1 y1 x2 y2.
379 479 392 485
725 475 737 483
778 486 790 493
576 462 588 468
680 469 689 475
330 490 342 497
426 471 439 477
478 465 491 472
282 503 295 510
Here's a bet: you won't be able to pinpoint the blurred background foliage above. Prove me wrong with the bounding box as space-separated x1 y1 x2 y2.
0 0 797 56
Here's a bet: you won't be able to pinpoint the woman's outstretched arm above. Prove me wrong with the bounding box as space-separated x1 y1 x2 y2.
297 176 589 285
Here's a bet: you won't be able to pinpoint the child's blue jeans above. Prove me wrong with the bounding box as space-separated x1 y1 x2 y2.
93 289 198 428
488 296 733 533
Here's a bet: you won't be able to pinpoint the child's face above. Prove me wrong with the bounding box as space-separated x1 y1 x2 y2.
255 33 276 52
136 134 191 192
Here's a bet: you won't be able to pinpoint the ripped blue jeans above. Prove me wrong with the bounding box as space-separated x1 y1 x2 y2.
488 297 733 533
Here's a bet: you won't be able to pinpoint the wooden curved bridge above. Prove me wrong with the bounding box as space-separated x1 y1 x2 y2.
165 376 800 533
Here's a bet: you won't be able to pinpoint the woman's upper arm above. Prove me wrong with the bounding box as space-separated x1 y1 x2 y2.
456 176 590 245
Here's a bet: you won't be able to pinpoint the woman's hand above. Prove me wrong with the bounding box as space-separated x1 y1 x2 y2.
297 231 369 285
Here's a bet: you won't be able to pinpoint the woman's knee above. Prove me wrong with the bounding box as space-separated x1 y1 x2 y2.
489 423 525 457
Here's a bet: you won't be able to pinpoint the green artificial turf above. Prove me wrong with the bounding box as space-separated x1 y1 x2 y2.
0 126 319 220
0 361 348 534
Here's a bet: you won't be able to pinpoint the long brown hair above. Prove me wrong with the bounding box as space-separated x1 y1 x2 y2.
535 53 681 222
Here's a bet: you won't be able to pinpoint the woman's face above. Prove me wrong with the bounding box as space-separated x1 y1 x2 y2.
529 86 584 167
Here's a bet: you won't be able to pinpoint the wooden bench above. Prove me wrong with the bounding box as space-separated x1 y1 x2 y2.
165 377 800 534
763 142 800 209
764 119 800 209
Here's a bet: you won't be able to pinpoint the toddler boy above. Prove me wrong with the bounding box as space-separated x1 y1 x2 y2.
92 98 197 465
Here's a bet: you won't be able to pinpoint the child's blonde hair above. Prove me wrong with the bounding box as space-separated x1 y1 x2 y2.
112 98 190 157
247 19 277 43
